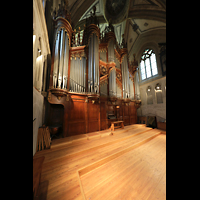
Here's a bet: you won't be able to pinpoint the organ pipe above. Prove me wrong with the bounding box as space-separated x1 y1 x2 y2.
122 54 130 98
62 32 69 89
53 31 60 88
53 29 70 90
58 29 65 88
69 57 86 93
88 33 99 94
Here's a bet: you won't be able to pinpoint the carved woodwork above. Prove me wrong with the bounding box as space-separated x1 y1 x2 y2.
70 45 86 60
100 65 107 76
54 17 73 47
116 68 122 82
47 5 138 138
100 75 108 85
129 53 138 78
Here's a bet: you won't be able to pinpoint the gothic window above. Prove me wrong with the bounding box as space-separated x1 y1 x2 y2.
140 49 158 80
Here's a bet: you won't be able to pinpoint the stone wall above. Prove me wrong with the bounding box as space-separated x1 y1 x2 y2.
33 87 44 155
137 76 166 122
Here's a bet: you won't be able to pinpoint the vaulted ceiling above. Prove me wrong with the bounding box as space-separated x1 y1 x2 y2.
69 0 166 27
51 0 166 61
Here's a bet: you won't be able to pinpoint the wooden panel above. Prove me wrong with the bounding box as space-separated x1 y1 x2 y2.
68 121 85 136
130 104 134 115
70 100 85 121
124 116 130 125
124 105 129 116
100 101 107 130
100 102 107 120
48 104 64 126
88 102 99 120
88 102 100 132
48 93 138 137
67 99 86 136
130 116 136 125
88 121 99 133
101 119 107 130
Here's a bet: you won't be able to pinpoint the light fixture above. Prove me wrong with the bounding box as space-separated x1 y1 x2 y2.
155 83 162 91
147 86 151 92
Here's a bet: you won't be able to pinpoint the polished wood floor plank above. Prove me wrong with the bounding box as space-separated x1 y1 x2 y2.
35 126 166 200
81 134 166 200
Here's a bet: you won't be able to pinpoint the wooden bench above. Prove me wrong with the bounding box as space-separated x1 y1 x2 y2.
110 121 124 131
33 156 45 198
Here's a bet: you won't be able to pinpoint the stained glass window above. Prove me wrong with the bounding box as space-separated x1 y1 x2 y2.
140 49 158 80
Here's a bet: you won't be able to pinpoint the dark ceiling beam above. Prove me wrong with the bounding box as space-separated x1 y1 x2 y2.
75 15 107 30
70 0 95 28
154 0 166 10
128 9 166 23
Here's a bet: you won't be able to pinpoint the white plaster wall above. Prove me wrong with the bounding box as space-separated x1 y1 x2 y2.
33 87 44 156
137 76 166 122
33 0 50 156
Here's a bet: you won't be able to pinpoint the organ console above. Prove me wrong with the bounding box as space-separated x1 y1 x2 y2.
47 2 141 137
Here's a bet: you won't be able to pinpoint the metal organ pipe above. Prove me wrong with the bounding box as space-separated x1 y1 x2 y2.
108 38 116 97
69 56 86 93
53 31 60 88
94 34 99 93
53 29 70 90
122 54 130 98
58 29 65 88
88 33 99 93
62 32 69 89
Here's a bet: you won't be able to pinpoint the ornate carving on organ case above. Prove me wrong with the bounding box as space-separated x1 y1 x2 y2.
116 71 122 81
100 65 107 76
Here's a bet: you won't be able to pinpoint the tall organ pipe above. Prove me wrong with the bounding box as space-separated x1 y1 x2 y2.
88 33 99 93
62 32 69 89
58 29 65 88
122 54 130 98
53 29 70 89
53 31 60 88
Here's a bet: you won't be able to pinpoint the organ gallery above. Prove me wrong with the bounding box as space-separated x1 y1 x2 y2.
46 4 140 138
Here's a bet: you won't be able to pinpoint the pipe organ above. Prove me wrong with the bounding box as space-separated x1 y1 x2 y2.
49 5 137 99
48 3 141 138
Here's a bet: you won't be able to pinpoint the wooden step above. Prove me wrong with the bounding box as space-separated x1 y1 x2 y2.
50 124 141 149
36 127 153 164
35 126 165 200
78 129 161 177
34 125 149 159
81 134 166 200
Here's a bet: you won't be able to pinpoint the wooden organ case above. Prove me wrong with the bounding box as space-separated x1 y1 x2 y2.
47 4 141 137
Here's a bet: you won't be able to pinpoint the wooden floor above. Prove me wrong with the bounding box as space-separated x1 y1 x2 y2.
34 124 166 200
